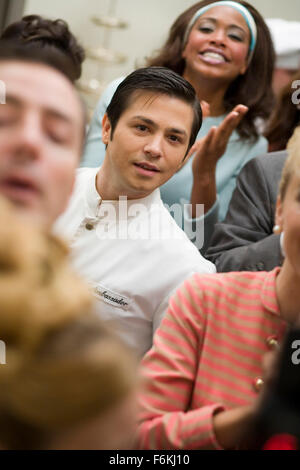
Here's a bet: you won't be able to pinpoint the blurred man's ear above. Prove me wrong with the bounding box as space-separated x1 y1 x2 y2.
274 196 284 233
102 114 112 145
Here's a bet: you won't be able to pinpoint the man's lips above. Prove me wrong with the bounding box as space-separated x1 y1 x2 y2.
0 175 41 204
134 162 160 174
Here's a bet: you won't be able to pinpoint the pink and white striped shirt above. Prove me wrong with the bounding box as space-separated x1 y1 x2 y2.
138 269 287 450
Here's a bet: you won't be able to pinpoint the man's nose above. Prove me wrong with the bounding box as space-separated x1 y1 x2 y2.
14 114 43 161
144 134 163 158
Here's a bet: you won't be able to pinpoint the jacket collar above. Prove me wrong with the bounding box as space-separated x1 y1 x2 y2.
83 167 162 219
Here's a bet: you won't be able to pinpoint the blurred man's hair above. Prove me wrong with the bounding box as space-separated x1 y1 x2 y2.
0 41 78 83
1 15 85 82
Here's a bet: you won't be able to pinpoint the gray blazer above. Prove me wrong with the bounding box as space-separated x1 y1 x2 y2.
206 151 287 272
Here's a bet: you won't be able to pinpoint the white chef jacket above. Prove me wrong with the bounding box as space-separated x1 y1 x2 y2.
55 168 215 356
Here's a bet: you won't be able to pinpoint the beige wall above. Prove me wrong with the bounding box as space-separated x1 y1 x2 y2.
24 0 198 83
24 0 300 106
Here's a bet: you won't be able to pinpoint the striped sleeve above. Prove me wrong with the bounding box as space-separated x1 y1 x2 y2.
137 275 225 450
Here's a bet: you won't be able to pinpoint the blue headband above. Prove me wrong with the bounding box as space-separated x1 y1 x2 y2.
183 1 257 61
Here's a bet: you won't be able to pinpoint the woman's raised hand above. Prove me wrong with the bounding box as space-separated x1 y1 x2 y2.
188 105 248 217
188 105 249 177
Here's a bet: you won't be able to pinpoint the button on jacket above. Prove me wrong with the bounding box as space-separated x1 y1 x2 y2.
55 168 215 357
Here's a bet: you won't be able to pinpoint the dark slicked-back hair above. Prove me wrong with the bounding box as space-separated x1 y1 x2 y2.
1 15 85 82
106 66 202 153
147 0 275 141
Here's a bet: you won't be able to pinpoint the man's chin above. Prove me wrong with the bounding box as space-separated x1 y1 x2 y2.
1 199 49 229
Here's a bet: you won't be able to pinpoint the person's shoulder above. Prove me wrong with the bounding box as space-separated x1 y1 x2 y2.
69 167 99 199
174 271 272 325
254 150 288 167
191 270 267 294
236 134 268 163
101 76 126 99
76 167 98 183
243 150 288 174
91 76 126 118
255 134 268 147
110 76 126 87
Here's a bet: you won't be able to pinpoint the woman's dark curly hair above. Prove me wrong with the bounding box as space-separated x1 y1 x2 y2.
1 15 85 82
147 0 275 141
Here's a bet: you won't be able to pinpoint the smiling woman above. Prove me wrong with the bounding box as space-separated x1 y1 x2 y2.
82 0 275 251
182 6 251 87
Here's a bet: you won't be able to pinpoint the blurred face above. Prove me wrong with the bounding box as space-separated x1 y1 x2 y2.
182 6 250 84
101 91 194 200
276 168 300 277
0 61 83 228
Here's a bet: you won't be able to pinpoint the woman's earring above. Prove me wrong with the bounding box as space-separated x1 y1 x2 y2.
273 225 281 235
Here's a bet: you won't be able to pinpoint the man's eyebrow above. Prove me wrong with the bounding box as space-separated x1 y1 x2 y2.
45 109 74 127
167 127 188 137
5 94 74 126
132 116 188 137
5 95 22 107
132 116 156 126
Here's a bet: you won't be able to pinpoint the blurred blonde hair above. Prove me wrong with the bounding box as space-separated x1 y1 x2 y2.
279 127 300 201
0 197 135 449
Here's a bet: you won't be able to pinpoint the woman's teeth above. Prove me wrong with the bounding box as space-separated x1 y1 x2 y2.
202 52 226 62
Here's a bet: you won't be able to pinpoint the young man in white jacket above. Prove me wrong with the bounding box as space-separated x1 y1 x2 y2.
55 67 215 356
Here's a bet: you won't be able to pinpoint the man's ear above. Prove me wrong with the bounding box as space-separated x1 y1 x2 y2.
102 114 112 145
275 196 284 233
